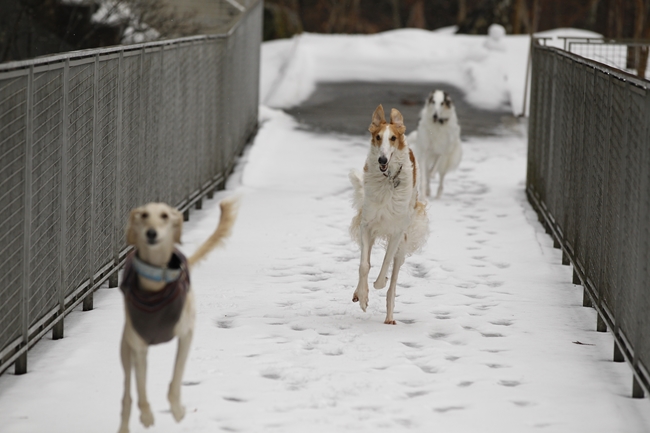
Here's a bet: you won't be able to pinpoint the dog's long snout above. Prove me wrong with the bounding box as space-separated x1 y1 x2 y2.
378 155 388 165
146 228 157 244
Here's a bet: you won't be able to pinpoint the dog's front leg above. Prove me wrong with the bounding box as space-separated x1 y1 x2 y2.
168 329 193 422
353 225 373 311
133 347 154 428
374 232 402 290
426 157 441 198
385 253 405 325
118 336 132 433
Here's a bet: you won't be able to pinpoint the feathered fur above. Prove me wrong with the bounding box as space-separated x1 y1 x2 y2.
409 90 462 198
349 104 429 324
188 197 239 267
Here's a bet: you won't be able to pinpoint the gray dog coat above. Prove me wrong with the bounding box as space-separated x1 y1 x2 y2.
120 249 190 345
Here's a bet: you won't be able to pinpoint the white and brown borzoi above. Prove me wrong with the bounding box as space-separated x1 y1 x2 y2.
118 198 237 433
408 90 462 199
349 105 428 324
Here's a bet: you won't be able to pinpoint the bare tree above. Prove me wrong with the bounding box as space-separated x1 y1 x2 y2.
457 0 467 24
391 0 401 29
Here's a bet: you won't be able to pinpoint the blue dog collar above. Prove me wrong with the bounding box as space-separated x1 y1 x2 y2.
132 254 182 283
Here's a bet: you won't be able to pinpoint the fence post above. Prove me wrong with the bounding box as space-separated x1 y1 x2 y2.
84 54 100 311
110 50 124 289
16 65 34 375
54 59 70 340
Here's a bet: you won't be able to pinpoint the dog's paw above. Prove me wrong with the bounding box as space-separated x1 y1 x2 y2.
118 425 129 433
373 277 387 290
170 402 186 422
384 318 397 325
139 406 154 427
352 295 359 302
359 297 368 312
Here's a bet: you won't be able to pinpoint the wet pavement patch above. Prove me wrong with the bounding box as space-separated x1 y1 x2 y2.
284 82 518 138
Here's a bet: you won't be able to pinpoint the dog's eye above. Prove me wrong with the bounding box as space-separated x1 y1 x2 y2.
141 212 149 219
375 135 381 141
390 136 396 142
161 213 168 220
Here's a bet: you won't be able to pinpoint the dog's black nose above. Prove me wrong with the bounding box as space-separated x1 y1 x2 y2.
146 229 157 241
433 113 439 122
378 156 388 165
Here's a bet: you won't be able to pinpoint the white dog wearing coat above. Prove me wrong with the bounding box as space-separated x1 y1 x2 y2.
349 105 428 324
118 198 237 433
408 90 462 199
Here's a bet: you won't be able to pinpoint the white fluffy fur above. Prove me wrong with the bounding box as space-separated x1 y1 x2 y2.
349 106 428 324
409 90 462 199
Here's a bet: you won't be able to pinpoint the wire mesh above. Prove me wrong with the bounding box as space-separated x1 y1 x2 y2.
28 67 63 325
528 42 650 395
0 0 262 374
0 73 28 356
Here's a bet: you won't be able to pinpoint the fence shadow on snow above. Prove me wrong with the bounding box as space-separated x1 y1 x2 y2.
0 0 262 375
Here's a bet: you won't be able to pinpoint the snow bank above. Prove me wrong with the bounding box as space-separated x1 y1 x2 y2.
261 28 601 116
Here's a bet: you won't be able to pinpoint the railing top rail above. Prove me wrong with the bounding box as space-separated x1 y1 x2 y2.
557 36 650 44
0 0 261 73
533 43 650 88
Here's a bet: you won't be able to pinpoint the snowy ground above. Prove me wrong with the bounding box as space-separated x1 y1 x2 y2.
1 28 650 433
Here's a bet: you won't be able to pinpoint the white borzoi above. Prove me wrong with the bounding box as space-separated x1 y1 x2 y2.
349 105 429 324
408 90 462 199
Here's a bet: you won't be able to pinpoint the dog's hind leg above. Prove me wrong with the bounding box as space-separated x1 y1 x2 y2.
436 171 446 199
168 329 193 422
353 226 373 312
118 336 132 433
133 347 154 428
374 233 402 290
385 253 405 325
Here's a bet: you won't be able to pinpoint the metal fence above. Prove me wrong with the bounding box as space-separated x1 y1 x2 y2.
562 37 650 80
527 42 650 399
0 0 262 375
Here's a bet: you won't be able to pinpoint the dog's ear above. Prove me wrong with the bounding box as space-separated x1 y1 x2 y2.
126 208 141 245
171 208 183 244
390 108 406 134
444 92 452 107
369 104 386 132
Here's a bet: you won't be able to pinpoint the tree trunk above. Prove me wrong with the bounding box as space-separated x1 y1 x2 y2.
391 0 401 29
457 0 467 24
513 0 523 34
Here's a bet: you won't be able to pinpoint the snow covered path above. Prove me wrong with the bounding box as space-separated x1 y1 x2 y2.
1 105 649 433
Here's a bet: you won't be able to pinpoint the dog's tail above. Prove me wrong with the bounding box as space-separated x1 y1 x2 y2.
349 169 364 210
188 197 239 267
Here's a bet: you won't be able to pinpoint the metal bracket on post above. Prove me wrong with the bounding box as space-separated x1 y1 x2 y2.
613 341 624 362
15 352 27 375
83 291 94 311
582 288 593 308
572 269 581 285
562 250 570 265
633 376 645 398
